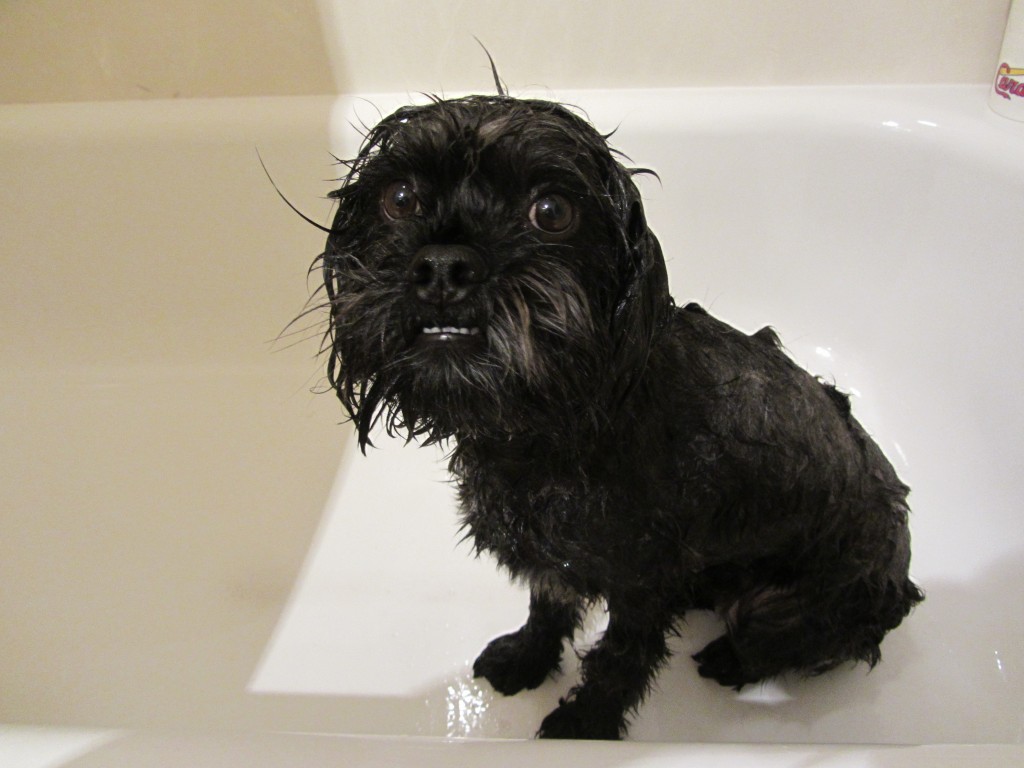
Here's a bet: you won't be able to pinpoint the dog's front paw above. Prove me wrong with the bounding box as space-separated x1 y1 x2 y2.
536 696 623 740
693 635 758 690
473 631 561 696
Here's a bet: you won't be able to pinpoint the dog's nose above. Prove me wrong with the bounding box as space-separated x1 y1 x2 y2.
408 245 487 306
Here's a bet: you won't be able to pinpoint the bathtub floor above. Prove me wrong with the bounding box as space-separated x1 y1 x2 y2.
5 726 1024 768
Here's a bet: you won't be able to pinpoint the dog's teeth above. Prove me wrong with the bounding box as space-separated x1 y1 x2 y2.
421 326 480 336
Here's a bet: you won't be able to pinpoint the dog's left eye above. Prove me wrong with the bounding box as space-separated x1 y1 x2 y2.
380 180 421 220
529 194 576 236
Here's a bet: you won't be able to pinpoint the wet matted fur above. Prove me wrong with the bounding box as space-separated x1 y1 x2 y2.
314 94 923 740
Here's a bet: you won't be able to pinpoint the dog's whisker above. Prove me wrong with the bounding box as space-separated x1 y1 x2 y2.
268 328 332 355
272 320 330 349
274 313 329 339
283 298 332 327
256 149 331 234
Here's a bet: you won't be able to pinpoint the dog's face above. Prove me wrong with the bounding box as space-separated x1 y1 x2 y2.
321 96 670 448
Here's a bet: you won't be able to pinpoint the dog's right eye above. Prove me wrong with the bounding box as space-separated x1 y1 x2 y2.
380 180 421 220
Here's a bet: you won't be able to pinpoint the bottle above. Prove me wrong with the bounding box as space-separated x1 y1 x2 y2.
991 0 1024 120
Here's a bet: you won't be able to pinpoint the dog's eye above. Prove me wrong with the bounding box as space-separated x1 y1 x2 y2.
529 194 576 236
380 180 421 220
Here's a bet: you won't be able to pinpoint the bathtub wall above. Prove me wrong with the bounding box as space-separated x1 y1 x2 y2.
0 96 349 730
0 0 1014 103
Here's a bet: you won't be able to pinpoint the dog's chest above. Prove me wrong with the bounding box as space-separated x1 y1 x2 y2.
456 464 620 591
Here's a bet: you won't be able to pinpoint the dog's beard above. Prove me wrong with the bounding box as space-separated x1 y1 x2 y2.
326 247 613 447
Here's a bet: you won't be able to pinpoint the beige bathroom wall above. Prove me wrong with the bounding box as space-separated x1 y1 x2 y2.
0 0 1013 103
0 95 354 730
0 0 335 103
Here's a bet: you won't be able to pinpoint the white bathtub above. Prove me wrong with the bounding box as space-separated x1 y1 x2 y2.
2 86 1022 766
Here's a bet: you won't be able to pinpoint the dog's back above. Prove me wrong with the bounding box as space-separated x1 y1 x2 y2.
655 302 922 685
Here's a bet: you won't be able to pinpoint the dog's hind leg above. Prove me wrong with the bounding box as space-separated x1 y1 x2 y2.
692 577 916 688
536 596 675 740
473 587 582 696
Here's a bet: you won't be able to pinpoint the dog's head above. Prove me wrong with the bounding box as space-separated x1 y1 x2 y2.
320 95 671 449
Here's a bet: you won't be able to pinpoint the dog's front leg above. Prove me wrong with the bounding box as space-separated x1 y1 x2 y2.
473 587 581 696
537 598 673 740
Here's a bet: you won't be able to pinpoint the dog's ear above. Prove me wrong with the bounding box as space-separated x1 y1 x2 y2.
608 175 671 402
320 114 409 451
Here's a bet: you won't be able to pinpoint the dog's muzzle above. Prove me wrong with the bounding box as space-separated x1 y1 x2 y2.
407 244 487 345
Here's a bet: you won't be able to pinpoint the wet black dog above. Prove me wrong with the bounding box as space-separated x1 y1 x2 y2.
315 94 923 739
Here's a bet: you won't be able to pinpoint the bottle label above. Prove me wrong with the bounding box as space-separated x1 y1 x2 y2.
994 63 1024 101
